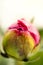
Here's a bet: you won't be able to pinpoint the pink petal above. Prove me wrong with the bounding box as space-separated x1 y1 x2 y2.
28 24 40 45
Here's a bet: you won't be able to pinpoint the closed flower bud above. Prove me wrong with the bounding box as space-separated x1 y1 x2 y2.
2 18 40 62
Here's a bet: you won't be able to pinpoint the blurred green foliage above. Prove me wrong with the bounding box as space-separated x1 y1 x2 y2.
0 27 4 35
0 28 43 65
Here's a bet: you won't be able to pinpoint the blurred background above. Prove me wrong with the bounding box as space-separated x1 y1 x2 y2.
0 0 43 65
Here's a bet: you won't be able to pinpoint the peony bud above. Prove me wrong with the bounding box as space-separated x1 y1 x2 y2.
2 18 40 62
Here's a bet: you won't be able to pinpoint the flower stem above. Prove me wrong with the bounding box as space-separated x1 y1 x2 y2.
15 60 25 65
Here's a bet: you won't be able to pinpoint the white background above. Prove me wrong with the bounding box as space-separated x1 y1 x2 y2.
0 0 43 30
